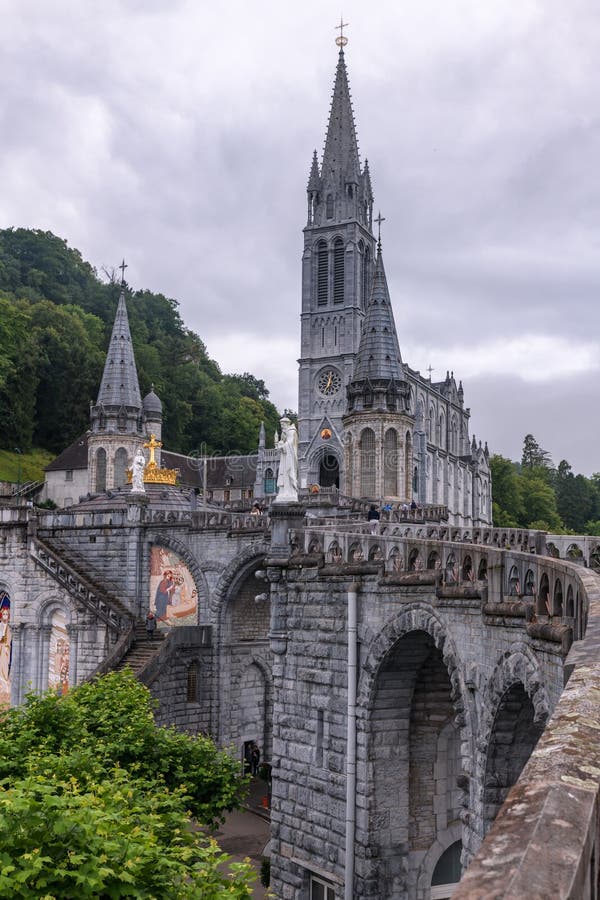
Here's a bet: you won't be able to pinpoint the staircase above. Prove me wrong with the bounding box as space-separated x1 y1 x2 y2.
114 625 166 675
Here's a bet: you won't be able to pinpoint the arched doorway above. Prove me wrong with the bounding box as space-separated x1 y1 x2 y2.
319 453 339 488
484 683 545 833
431 840 462 899
370 630 464 895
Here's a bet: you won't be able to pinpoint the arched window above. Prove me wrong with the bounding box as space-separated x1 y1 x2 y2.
333 238 344 304
450 417 458 454
553 579 563 616
478 557 488 581
428 406 435 442
413 465 418 494
508 565 520 595
524 570 535 595
383 429 398 496
565 585 574 618
345 434 353 496
117 406 127 432
264 468 276 494
462 555 473 581
538 573 550 615
405 431 412 499
362 246 371 307
114 447 128 488
96 448 107 493
360 428 376 497
317 240 328 305
438 413 445 449
326 193 334 219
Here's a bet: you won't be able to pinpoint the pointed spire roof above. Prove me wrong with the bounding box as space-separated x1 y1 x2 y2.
96 287 141 409
353 246 404 382
307 149 320 191
321 48 361 184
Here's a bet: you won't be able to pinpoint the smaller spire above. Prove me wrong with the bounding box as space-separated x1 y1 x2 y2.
259 421 266 449
119 258 128 285
307 150 320 191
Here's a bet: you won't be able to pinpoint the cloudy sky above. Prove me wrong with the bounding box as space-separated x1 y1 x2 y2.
3 0 600 472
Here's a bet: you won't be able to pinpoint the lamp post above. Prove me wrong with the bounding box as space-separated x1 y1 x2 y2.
14 447 22 505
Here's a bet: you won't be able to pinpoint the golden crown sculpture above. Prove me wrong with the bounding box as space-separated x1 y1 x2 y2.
127 434 178 486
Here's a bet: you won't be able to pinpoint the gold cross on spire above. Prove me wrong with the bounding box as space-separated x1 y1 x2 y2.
119 258 128 285
335 17 349 47
143 433 162 468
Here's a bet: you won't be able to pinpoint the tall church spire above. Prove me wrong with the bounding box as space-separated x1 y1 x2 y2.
306 41 374 229
321 47 361 187
95 286 141 410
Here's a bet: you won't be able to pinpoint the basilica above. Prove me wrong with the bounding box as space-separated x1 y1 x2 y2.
44 41 491 529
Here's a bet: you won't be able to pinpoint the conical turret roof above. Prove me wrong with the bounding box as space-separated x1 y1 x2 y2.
96 288 142 409
353 246 404 382
322 48 361 184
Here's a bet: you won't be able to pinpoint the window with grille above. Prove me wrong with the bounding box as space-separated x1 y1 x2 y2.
333 239 344 303
264 468 276 494
187 661 198 702
326 193 334 219
384 429 398 496
360 428 376 497
317 242 328 305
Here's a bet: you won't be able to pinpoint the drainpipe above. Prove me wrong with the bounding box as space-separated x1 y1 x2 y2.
345 581 359 900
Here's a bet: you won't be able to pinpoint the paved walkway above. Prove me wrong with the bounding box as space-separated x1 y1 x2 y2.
214 778 271 898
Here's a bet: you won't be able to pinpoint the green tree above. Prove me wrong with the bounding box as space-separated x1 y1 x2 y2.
521 433 552 471
0 671 253 898
489 455 524 526
520 469 563 531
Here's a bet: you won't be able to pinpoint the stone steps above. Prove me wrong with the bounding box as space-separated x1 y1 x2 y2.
115 631 166 674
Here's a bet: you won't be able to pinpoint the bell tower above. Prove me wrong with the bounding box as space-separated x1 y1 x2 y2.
297 28 375 491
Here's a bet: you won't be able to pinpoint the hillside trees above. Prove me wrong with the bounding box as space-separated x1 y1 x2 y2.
0 228 280 456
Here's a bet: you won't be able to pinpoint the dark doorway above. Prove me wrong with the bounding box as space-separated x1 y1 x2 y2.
319 454 339 488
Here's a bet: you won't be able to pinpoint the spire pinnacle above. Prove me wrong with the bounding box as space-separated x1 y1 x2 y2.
119 258 128 286
375 211 386 252
95 289 141 409
335 17 349 49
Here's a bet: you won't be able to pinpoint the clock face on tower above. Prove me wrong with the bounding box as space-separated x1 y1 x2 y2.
317 368 342 397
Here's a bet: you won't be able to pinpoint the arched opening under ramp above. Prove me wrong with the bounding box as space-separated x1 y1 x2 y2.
319 452 340 489
483 683 545 834
369 629 464 896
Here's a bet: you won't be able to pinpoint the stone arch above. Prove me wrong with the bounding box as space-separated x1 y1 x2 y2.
417 822 463 898
388 546 403 572
553 577 564 616
478 648 550 836
236 656 273 761
565 584 574 618
461 555 473 582
477 557 488 581
523 569 535 596
408 547 421 572
537 572 550 615
507 565 520 596
212 543 267 616
327 540 343 564
368 544 384 561
358 607 472 896
348 541 364 563
566 543 583 560
427 550 440 570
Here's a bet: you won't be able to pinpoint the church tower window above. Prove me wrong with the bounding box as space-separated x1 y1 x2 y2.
333 239 344 304
360 427 376 497
326 194 334 219
362 246 370 308
384 429 398 496
317 241 328 305
96 448 107 493
114 447 128 488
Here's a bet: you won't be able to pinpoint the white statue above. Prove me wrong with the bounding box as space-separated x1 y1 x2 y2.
131 448 146 493
274 417 298 503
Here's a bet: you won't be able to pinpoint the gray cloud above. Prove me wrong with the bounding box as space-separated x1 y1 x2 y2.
2 0 600 471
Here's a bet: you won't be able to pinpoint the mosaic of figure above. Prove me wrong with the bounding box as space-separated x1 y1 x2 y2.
48 609 69 695
0 591 11 708
149 546 198 627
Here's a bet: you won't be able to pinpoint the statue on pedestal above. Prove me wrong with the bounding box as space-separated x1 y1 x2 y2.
131 448 146 494
274 417 298 503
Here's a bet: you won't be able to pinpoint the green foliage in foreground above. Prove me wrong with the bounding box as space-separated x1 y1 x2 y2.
0 671 253 898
